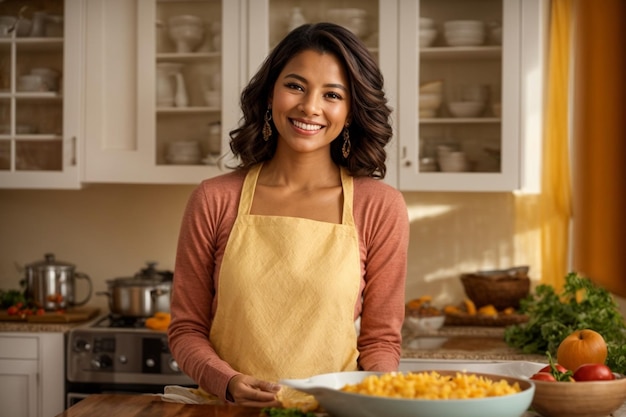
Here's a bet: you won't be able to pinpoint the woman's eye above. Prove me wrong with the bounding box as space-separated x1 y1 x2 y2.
326 91 343 100
285 82 304 91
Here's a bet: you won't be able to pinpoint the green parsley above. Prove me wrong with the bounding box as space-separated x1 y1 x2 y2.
260 407 317 417
504 272 626 374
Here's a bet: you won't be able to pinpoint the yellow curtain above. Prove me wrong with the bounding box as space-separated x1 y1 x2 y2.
538 0 572 290
571 0 626 297
515 0 573 291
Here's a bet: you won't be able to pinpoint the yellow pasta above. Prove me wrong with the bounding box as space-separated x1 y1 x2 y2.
340 371 521 400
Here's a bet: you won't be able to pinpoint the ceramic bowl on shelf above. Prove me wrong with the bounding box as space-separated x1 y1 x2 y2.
326 8 369 38
448 101 484 118
30 68 61 91
444 20 485 47
419 80 443 95
419 93 442 110
419 28 437 48
168 15 204 53
18 74 47 92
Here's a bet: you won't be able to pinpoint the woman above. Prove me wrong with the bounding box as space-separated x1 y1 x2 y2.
168 22 409 408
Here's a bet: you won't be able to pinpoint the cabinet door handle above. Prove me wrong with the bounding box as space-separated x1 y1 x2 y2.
70 136 77 166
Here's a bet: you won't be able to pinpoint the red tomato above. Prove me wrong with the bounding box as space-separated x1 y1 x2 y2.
36 308 45 316
7 306 19 315
530 372 557 381
539 364 568 374
573 364 615 381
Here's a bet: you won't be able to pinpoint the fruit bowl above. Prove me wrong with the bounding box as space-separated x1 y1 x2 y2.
530 374 626 417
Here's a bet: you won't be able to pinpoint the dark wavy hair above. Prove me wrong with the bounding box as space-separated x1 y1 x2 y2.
228 22 393 178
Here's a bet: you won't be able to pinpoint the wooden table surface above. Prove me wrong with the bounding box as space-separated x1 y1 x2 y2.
55 394 264 417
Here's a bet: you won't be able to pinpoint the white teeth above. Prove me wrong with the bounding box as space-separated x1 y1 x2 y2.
292 119 322 131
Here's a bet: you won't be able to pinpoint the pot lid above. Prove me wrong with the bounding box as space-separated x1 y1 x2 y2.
26 253 75 270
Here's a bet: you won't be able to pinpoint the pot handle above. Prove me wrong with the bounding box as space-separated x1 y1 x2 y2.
72 272 93 307
151 287 170 300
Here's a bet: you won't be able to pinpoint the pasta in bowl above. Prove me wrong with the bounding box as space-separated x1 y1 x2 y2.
279 370 535 417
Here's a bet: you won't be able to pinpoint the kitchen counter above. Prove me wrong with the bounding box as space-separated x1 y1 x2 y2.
401 325 546 362
0 306 100 332
56 394 261 417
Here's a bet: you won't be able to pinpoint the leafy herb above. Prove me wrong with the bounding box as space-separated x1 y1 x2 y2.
260 407 317 417
504 272 626 374
0 289 26 309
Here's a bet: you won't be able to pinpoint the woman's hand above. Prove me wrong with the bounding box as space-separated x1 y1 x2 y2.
227 374 282 407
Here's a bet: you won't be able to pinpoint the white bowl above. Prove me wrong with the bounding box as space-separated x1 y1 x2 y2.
280 370 535 417
18 74 47 92
168 15 204 53
419 93 442 110
203 90 221 107
405 316 446 333
30 68 61 91
448 101 484 117
444 33 485 47
419 109 437 119
444 20 484 32
420 17 434 28
326 8 369 38
419 28 437 48
439 151 469 172
420 80 443 95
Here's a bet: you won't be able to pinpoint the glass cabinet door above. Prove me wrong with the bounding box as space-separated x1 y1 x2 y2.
398 0 524 191
0 0 81 189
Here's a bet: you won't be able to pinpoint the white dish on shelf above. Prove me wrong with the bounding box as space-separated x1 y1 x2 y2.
448 101 484 117
419 28 437 48
18 74 47 92
419 93 442 111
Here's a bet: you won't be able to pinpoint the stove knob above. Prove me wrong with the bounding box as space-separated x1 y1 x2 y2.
118 355 128 364
169 358 181 373
145 358 156 368
74 338 91 352
91 355 113 369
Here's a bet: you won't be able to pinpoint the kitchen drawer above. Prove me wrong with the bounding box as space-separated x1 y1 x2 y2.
0 335 38 359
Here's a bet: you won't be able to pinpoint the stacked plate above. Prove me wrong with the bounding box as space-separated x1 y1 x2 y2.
443 20 485 47
419 80 443 118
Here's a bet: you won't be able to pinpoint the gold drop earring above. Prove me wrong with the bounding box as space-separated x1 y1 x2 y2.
262 106 272 141
342 124 351 158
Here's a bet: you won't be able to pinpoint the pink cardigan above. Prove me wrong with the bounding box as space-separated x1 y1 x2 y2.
168 168 409 401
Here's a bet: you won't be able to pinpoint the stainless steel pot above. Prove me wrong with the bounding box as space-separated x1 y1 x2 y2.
97 263 172 317
24 253 93 311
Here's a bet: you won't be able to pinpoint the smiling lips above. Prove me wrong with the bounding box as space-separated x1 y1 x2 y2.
291 119 323 132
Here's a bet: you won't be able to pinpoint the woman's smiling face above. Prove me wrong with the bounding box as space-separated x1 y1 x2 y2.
270 49 351 156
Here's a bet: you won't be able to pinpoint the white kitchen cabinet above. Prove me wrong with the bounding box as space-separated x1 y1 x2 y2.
0 0 84 189
83 0 545 190
0 332 65 417
397 0 547 191
84 0 242 184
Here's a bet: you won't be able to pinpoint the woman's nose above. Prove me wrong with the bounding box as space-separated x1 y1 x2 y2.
299 93 321 115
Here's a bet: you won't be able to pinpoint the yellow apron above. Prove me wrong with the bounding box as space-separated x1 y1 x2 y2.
210 164 361 381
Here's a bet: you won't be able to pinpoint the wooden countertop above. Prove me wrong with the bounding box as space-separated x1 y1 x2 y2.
56 394 262 417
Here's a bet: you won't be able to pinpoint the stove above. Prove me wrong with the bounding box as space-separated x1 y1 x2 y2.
66 314 195 406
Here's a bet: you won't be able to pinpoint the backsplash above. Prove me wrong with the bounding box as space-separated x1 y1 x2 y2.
2 184 621 314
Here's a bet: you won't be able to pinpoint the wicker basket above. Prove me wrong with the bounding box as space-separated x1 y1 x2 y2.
460 267 531 310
